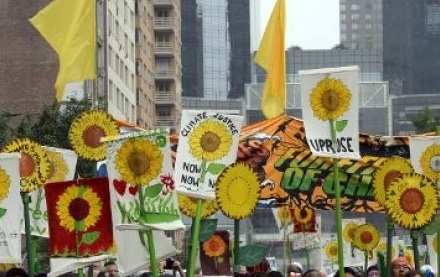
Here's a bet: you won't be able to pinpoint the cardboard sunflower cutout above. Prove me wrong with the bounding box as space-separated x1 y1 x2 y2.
3 138 50 192
115 139 163 185
419 144 440 180
352 223 380 252
45 148 69 183
216 162 261 220
309 77 352 121
385 173 438 229
372 157 414 206
69 110 119 161
178 195 218 219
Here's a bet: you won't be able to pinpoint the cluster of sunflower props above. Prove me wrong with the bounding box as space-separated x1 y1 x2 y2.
69 110 119 161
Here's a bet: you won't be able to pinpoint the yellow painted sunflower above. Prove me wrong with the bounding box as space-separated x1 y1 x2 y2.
309 77 352 121
293 206 314 225
325 240 339 261
115 139 163 186
420 144 440 180
216 162 261 219
188 120 233 161
277 206 292 226
0 167 11 202
56 185 102 232
202 234 227 257
352 223 380 252
178 195 218 219
45 149 68 183
343 222 358 243
3 138 50 193
372 157 414 205
68 110 119 161
385 173 438 229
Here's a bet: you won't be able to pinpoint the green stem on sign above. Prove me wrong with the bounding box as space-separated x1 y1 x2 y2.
411 230 420 271
283 224 287 275
138 186 146 214
233 219 240 274
329 119 344 272
22 192 34 277
187 199 203 277
386 215 394 277
146 229 159 277
364 251 368 277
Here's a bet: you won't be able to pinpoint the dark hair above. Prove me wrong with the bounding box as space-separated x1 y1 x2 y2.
334 267 360 277
367 265 379 274
5 268 28 277
403 271 423 277
267 271 283 277
302 269 322 277
104 261 117 267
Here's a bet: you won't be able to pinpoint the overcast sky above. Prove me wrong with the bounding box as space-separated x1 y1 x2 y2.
254 0 340 50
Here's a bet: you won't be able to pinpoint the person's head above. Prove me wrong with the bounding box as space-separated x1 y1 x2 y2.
420 265 435 277
333 267 359 277
391 257 412 277
104 261 119 277
287 262 303 276
302 269 324 277
367 265 380 277
403 271 423 277
5 268 28 277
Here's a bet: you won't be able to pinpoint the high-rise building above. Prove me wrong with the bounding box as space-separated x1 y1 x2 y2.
181 0 251 100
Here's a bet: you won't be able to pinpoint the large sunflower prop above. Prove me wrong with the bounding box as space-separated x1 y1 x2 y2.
216 162 261 220
343 222 358 243
56 185 102 232
69 110 119 161
325 240 339 261
309 77 352 121
45 149 69 183
372 157 414 206
115 139 163 186
420 144 440 180
352 223 380 252
385 173 438 229
188 120 233 162
3 138 50 193
0 167 11 202
178 195 218 219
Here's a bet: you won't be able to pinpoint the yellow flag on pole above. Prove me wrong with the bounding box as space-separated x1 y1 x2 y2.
29 0 96 102
254 0 286 119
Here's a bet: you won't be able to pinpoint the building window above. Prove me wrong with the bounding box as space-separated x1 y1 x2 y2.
156 83 170 92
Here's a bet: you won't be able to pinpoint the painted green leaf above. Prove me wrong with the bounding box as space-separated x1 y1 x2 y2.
0 208 7 219
237 244 269 267
423 214 440 235
144 183 163 198
82 231 101 245
206 163 225 175
335 120 348 132
199 219 218 242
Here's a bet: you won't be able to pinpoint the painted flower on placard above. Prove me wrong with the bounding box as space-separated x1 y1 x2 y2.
375 241 396 258
3 138 50 193
56 185 102 232
372 157 414 206
277 206 292 227
68 110 119 161
352 224 380 252
385 173 438 229
178 195 218 219
325 240 339 261
309 77 352 121
343 222 358 243
46 149 68 183
188 120 232 162
293 206 314 225
216 162 261 220
0 167 11 202
202 234 227 257
115 139 163 186
420 144 440 180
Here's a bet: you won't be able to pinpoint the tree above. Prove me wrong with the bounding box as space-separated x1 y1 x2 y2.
0 113 15 149
411 106 440 134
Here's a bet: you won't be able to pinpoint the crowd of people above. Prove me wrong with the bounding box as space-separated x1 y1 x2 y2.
0 256 437 277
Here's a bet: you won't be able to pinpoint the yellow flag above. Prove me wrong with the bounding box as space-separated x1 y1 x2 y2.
254 0 286 119
30 0 96 102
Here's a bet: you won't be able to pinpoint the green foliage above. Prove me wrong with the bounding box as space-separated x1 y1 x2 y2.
0 113 15 149
410 106 440 134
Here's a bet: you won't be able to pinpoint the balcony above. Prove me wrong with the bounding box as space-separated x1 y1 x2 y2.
155 69 175 79
155 115 175 127
155 42 174 55
155 92 175 104
154 18 173 30
154 0 173 7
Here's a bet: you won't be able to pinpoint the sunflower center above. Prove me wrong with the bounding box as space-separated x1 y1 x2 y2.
384 170 402 190
128 152 150 176
300 209 308 218
201 132 221 153
83 125 105 148
208 240 222 253
360 231 373 244
329 246 338 256
19 153 36 177
321 90 340 111
68 198 91 221
400 188 424 214
430 156 440 172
